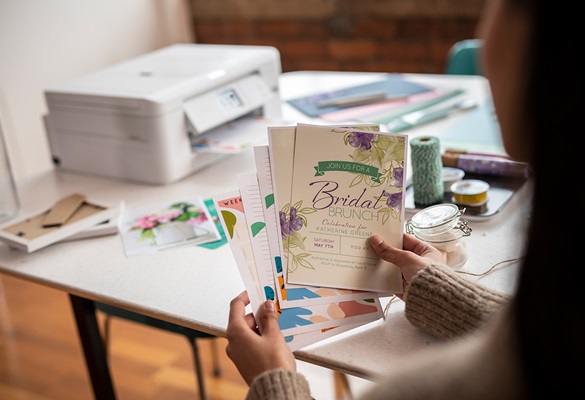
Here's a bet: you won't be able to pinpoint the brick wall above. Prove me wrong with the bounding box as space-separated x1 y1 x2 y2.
189 0 487 74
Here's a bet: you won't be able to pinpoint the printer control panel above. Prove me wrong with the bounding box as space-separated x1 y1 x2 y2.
218 89 244 112
183 73 274 134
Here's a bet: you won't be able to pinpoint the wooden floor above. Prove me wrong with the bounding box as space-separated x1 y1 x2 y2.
0 274 374 400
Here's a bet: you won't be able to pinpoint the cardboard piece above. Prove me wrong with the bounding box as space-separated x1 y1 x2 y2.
42 193 86 227
0 194 121 252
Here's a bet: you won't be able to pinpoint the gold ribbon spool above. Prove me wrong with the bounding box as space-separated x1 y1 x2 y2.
450 179 490 206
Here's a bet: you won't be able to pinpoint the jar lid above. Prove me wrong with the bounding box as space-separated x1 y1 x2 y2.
442 167 465 193
410 203 460 230
407 203 471 242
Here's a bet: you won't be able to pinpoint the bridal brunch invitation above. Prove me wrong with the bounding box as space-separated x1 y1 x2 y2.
214 122 406 350
284 124 406 293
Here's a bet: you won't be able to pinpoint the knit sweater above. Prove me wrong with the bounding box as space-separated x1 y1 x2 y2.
245 264 518 400
404 263 509 338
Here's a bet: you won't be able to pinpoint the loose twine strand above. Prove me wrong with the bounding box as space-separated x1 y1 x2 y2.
382 257 523 319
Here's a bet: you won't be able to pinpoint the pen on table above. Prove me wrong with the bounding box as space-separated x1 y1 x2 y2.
386 98 477 133
317 91 408 108
444 148 511 159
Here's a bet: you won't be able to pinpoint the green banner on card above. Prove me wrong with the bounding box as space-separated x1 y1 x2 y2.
313 161 381 183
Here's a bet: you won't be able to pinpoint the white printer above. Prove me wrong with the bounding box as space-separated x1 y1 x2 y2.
44 44 282 184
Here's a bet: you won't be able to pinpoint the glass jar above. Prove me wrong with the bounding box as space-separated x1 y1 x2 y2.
406 203 472 269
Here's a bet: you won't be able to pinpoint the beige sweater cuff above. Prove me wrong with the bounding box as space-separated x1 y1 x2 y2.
405 264 509 339
247 369 312 400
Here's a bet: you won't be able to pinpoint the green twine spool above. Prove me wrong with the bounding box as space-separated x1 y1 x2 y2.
410 135 444 206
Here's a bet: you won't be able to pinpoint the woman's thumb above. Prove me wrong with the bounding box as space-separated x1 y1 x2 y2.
370 235 399 261
257 300 279 335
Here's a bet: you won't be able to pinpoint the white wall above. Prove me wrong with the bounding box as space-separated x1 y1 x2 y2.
0 0 195 181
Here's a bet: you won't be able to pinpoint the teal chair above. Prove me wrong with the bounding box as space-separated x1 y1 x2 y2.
94 301 221 400
445 39 484 75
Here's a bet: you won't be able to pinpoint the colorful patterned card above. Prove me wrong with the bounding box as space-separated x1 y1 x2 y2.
255 143 379 309
214 187 383 340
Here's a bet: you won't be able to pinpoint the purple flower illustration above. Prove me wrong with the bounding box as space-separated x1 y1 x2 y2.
382 190 402 211
279 207 303 241
289 207 303 231
279 210 291 240
392 167 404 188
348 131 375 151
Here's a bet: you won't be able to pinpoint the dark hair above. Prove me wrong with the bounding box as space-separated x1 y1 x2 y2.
511 0 582 397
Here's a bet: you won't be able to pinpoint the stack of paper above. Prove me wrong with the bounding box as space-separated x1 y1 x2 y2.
286 74 435 118
286 73 467 132
214 123 408 350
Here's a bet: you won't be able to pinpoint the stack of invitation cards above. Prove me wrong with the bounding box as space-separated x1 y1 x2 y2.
214 123 408 350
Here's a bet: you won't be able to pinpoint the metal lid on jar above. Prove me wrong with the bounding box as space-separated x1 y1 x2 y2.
442 167 465 193
407 203 471 242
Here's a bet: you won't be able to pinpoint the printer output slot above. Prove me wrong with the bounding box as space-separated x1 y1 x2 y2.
186 106 263 138
189 111 279 154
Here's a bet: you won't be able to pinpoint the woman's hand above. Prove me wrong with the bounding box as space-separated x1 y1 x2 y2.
226 291 297 386
369 233 445 297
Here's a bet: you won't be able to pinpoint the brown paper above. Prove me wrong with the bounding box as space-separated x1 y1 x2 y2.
4 203 105 240
42 193 86 227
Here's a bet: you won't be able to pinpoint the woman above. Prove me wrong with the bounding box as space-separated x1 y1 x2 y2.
225 0 581 398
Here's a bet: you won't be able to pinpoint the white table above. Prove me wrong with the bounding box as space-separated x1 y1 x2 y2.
0 72 531 397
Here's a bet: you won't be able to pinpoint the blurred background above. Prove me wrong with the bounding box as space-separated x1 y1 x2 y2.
0 0 485 183
0 1 487 399
190 0 484 73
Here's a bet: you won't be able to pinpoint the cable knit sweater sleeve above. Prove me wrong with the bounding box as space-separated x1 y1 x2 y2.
404 264 510 339
245 264 510 400
247 369 312 400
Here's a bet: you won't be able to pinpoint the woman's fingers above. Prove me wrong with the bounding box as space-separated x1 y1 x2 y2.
227 291 255 335
369 234 442 283
370 234 420 266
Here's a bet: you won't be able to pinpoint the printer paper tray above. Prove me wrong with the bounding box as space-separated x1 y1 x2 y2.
191 116 285 154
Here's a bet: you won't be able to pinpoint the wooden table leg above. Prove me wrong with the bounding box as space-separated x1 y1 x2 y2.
333 370 352 400
69 294 116 400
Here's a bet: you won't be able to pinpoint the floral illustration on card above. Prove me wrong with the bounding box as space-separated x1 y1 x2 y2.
120 198 221 256
286 129 405 274
131 201 210 244
280 201 316 272
343 129 405 218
